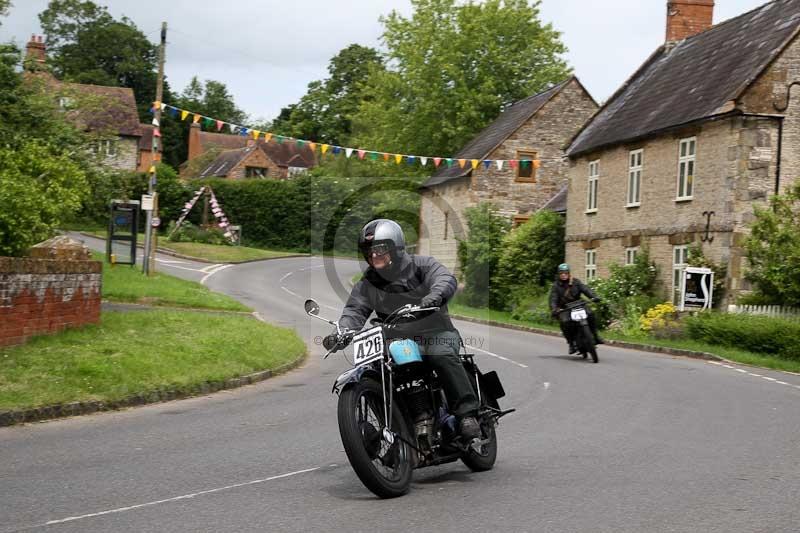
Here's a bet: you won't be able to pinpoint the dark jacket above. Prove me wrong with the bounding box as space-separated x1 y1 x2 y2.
549 277 598 312
339 253 457 337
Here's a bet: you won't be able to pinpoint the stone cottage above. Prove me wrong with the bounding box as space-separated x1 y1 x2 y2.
185 123 316 179
417 77 598 272
24 35 142 171
564 0 800 304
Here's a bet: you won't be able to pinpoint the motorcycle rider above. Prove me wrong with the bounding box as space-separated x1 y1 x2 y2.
549 263 604 354
323 219 481 439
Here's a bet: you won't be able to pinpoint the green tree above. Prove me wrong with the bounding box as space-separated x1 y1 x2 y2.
0 1 10 21
353 0 571 157
744 182 800 307
272 44 384 146
457 202 511 309
493 210 565 304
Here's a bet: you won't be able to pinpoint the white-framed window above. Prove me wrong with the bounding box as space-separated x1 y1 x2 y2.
627 149 643 206
585 249 597 280
676 137 696 201
93 139 117 157
625 246 639 266
672 245 689 302
586 160 599 213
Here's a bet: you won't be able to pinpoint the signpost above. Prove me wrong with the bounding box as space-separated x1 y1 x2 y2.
680 267 715 311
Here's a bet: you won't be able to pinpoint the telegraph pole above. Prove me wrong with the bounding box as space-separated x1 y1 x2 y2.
144 22 167 275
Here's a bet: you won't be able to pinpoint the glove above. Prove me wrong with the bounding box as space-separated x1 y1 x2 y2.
323 333 340 351
420 293 442 308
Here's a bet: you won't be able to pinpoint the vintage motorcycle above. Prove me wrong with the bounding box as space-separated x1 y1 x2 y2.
304 299 514 498
560 300 599 363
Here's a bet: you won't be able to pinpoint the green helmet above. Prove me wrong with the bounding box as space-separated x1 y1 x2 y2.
558 263 570 273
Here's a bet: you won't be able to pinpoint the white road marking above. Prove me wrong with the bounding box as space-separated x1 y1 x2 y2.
43 466 322 526
156 259 188 265
200 263 226 273
471 346 528 369
200 264 233 285
706 361 799 392
544 382 551 390
282 286 300 297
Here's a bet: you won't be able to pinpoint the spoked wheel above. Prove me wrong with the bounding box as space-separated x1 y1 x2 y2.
337 378 412 498
461 413 498 472
581 325 599 363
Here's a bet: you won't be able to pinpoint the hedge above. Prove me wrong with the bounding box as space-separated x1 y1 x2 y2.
685 312 800 360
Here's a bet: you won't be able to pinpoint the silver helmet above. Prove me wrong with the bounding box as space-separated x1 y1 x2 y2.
358 219 406 261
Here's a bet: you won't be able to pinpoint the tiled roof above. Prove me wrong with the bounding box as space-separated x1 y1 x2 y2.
198 147 254 178
568 0 800 156
198 130 249 152
197 141 317 178
423 78 575 188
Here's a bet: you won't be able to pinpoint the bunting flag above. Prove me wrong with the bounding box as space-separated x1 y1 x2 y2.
151 117 160 127
158 102 546 173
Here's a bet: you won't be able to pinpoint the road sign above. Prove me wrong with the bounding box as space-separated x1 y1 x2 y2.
680 267 714 311
151 217 161 227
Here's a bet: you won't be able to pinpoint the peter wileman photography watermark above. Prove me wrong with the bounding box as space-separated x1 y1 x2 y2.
313 334 487 350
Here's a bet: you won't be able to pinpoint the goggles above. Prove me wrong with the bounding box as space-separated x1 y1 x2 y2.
365 243 391 257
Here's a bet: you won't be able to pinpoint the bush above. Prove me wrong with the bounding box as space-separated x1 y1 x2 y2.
509 286 557 325
640 302 681 339
744 182 800 307
493 210 565 306
456 203 510 309
589 248 659 326
685 312 800 360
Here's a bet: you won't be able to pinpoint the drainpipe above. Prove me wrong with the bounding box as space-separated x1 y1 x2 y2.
775 117 783 196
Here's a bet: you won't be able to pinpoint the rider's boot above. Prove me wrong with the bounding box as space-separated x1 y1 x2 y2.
568 339 578 354
458 415 481 439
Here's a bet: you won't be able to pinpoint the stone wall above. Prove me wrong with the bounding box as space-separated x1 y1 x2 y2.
418 178 470 273
565 115 780 301
0 257 102 348
227 146 283 180
104 136 139 171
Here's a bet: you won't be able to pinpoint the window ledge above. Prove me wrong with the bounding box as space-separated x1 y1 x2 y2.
585 209 598 214
625 203 641 209
515 178 537 184
675 197 694 203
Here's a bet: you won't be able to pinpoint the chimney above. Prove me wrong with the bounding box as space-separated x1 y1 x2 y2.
666 0 714 43
25 34 47 68
188 123 203 161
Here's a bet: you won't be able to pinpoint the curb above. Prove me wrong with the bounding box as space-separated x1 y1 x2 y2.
450 314 725 362
76 232 309 265
0 313 307 428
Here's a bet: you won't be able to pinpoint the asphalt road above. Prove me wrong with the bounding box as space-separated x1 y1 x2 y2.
1 245 799 532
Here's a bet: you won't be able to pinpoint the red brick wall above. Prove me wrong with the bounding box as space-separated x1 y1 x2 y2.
0 257 102 348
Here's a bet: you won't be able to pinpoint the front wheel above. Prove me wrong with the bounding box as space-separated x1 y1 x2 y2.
337 378 412 498
580 324 598 363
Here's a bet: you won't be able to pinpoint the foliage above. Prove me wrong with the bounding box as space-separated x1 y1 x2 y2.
0 140 88 255
457 203 511 309
589 248 659 326
307 152 426 178
639 302 679 332
508 286 557 325
272 44 384 146
0 45 93 255
493 210 565 305
686 243 727 307
353 0 571 157
744 182 800 307
189 176 422 253
0 0 9 21
685 311 800 360
166 221 230 246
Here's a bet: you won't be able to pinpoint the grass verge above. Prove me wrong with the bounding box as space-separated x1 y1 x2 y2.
450 301 800 374
95 252 250 311
0 310 306 412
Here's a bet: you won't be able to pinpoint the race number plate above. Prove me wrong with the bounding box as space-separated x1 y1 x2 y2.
352 326 385 366
570 309 588 321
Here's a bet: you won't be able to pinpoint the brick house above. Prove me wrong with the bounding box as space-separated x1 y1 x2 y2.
24 35 142 171
564 0 800 305
417 77 598 272
185 123 316 179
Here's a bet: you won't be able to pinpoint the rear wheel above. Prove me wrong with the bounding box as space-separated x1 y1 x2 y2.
337 378 412 498
460 416 498 472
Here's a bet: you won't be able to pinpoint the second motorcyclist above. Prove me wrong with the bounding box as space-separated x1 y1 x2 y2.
549 263 604 353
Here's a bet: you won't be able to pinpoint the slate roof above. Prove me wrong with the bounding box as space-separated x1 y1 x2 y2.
63 83 143 137
198 130 249 152
538 184 568 214
568 0 800 157
423 78 577 188
198 147 254 178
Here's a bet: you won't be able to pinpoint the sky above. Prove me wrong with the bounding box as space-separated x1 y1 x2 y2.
0 0 771 125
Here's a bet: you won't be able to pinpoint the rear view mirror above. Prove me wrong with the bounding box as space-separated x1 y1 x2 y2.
304 299 320 316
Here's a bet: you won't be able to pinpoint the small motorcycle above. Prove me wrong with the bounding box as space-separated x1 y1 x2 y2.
560 300 598 363
304 299 514 498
